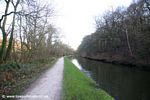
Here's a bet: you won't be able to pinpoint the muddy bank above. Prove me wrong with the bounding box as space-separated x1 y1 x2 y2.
78 54 150 71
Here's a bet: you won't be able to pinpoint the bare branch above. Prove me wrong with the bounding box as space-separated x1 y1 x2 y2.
0 11 16 28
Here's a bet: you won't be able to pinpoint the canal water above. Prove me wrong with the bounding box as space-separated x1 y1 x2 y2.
72 57 150 100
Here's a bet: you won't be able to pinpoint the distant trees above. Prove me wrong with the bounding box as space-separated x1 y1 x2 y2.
78 0 150 64
0 0 74 63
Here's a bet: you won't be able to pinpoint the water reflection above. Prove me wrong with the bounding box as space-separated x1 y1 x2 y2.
73 57 150 100
72 59 92 78
72 59 82 70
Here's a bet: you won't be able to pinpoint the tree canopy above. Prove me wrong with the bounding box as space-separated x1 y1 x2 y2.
78 0 150 65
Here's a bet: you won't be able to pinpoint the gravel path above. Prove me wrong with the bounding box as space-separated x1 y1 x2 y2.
19 57 64 100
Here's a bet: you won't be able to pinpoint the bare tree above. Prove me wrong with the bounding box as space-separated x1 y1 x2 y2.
0 0 20 62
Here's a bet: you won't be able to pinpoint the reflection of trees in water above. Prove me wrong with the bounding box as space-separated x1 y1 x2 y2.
77 57 150 100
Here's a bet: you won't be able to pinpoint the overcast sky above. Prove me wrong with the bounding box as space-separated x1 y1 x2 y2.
49 0 133 50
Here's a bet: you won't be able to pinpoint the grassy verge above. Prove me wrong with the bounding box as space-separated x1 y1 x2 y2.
0 58 57 99
63 57 114 100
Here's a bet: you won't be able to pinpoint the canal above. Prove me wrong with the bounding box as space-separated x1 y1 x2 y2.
72 57 150 100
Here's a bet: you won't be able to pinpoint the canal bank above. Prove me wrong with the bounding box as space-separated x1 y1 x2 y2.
63 57 114 100
79 55 150 71
72 57 150 100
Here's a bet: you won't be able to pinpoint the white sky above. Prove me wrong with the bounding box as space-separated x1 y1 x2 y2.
49 0 133 50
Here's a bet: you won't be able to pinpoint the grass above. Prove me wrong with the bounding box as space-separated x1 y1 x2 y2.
63 57 114 100
0 58 57 99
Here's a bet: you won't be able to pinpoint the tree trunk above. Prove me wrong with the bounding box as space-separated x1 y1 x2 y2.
4 10 16 61
0 32 7 63
0 0 10 63
125 28 133 56
4 0 20 61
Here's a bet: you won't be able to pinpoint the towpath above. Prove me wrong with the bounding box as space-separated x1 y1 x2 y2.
19 57 64 100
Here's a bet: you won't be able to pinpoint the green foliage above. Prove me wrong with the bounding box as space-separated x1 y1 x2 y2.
0 59 56 96
0 63 19 72
63 57 114 100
